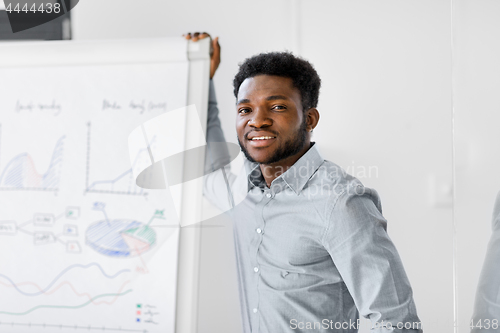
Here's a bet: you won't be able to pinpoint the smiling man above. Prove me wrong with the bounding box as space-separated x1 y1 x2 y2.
190 32 423 333
235 73 315 186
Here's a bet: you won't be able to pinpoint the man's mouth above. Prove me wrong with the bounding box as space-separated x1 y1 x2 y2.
248 136 277 147
249 136 276 141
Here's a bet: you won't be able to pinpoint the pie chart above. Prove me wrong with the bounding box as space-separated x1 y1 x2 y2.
86 219 156 257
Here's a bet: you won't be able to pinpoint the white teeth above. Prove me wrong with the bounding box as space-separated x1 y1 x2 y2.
251 136 275 140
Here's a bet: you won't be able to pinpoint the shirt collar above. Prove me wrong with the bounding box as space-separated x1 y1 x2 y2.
246 142 324 195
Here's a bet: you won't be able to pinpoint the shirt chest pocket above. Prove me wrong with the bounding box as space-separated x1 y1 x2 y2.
261 223 329 268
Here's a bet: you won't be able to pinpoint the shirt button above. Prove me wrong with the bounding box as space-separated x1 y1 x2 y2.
253 308 258 313
266 193 271 198
254 266 259 273
256 228 262 234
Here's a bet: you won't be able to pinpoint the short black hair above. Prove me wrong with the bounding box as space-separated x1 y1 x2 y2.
233 51 321 112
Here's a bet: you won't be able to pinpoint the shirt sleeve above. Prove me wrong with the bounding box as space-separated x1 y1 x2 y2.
322 182 423 333
471 191 500 332
203 79 237 212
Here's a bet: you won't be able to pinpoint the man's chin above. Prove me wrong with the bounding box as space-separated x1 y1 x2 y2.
243 151 274 165
240 144 284 165
247 154 270 164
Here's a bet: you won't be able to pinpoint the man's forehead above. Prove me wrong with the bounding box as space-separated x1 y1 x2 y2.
238 75 298 99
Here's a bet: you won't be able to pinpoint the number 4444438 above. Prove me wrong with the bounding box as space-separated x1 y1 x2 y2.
5 2 62 14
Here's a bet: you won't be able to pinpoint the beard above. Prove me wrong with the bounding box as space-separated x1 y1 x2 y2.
237 117 308 165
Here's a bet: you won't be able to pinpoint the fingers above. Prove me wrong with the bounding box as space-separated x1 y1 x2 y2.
209 36 221 79
198 32 209 40
181 33 221 79
212 37 221 58
182 32 211 42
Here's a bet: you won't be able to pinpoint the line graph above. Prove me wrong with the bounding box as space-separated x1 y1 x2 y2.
85 123 151 197
0 280 132 303
0 289 133 316
0 134 65 191
0 322 148 332
0 263 130 296
0 262 134 319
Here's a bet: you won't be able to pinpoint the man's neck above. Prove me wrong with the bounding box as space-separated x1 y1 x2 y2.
259 141 313 188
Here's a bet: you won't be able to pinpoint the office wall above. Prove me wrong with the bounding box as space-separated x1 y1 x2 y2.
72 1 454 332
299 1 453 331
453 1 500 331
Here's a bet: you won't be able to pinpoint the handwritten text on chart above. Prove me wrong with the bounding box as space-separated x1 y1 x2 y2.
102 100 167 114
137 304 159 325
15 100 62 116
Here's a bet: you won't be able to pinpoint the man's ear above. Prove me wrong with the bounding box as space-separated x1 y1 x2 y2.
305 107 320 132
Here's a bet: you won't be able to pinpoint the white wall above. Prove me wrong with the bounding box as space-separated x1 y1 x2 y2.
71 1 456 332
299 1 453 331
454 1 500 331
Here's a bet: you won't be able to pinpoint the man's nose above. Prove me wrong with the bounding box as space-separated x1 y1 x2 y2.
248 107 272 128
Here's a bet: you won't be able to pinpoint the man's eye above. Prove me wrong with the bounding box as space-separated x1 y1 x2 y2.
272 105 286 110
239 108 250 114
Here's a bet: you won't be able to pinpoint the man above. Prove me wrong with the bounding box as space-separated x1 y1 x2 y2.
187 32 422 333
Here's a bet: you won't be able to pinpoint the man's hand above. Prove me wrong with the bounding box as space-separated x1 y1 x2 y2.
184 32 221 80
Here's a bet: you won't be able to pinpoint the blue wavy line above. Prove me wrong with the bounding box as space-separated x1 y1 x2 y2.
0 263 130 296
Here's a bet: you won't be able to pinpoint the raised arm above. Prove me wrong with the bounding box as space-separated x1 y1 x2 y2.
185 32 237 212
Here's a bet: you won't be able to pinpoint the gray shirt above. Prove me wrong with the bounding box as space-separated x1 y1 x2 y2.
203 80 422 333
471 191 500 332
